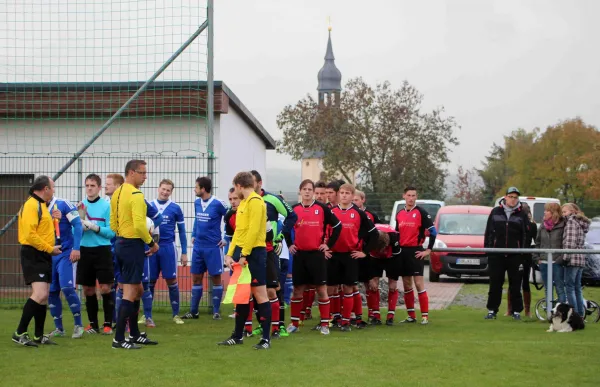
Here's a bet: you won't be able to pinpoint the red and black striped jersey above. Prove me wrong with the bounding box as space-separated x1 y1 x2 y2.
292 201 341 251
395 205 434 247
331 204 378 253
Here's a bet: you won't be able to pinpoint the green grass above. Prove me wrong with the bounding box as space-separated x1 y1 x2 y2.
1 287 600 387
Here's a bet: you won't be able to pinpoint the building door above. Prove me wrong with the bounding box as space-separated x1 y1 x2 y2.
0 174 34 288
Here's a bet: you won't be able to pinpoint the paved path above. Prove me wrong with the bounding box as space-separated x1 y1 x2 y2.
418 269 464 310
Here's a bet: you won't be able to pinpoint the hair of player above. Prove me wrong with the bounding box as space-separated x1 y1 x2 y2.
404 185 417 193
233 172 255 189
355 189 365 200
337 179 346 185
106 173 124 186
229 187 235 193
314 180 327 189
250 170 262 183
30 175 51 194
196 176 212 193
125 159 147 175
339 183 355 194
326 180 341 192
85 173 102 187
159 178 175 189
299 179 314 190
375 230 390 251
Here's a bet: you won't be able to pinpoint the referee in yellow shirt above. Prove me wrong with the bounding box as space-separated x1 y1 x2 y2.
110 160 159 350
12 176 62 347
219 171 271 350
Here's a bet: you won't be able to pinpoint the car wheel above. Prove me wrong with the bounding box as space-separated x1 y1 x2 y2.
429 264 440 282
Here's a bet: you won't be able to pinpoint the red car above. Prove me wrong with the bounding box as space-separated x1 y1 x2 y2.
429 205 493 282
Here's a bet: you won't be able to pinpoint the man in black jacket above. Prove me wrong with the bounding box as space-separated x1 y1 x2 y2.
484 187 530 320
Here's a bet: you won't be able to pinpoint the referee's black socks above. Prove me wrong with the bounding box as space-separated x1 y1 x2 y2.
33 301 47 338
115 299 133 342
16 298 38 335
234 303 250 340
257 302 272 342
101 293 114 327
86 295 99 330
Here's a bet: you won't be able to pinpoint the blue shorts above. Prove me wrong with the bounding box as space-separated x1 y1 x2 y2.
232 246 267 287
115 238 146 285
113 253 121 284
191 246 224 276
148 242 178 281
50 249 77 292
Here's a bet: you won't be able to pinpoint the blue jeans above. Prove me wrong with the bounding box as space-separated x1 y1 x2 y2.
539 262 566 303
564 266 584 317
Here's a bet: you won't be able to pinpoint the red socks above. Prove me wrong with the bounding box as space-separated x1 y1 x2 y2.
387 289 399 320
318 298 330 327
270 298 280 333
290 297 303 328
342 293 353 325
305 288 316 317
353 291 363 321
418 290 429 318
366 290 374 318
404 288 416 319
330 294 340 319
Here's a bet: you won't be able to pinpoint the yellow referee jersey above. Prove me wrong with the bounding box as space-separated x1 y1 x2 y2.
110 183 152 244
227 191 266 257
18 195 54 254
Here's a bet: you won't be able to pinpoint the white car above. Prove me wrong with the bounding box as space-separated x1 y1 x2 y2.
389 200 445 230
494 196 560 225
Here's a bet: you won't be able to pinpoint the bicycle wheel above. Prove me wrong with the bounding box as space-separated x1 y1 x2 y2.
583 300 600 323
535 298 549 321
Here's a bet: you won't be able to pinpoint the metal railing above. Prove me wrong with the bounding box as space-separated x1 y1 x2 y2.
433 247 600 319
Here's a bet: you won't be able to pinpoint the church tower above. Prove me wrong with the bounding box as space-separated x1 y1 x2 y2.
317 26 342 107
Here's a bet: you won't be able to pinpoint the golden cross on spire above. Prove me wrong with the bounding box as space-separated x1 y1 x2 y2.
328 16 332 32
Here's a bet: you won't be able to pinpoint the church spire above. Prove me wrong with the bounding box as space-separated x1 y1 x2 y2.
317 24 342 106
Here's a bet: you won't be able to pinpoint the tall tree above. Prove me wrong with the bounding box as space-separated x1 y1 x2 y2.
477 143 509 205
452 165 483 204
277 77 459 200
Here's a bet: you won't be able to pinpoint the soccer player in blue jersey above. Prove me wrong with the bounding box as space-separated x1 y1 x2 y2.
78 174 116 334
183 176 228 320
142 179 188 325
47 195 85 339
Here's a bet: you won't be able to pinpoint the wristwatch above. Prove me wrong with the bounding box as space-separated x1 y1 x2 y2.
148 240 155 248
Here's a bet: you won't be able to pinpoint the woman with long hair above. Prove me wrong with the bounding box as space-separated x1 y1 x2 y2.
535 203 566 303
562 203 591 318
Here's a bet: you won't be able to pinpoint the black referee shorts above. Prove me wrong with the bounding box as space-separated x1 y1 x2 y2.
327 252 359 287
78 245 114 286
293 250 327 287
21 245 52 285
115 238 146 285
399 247 425 277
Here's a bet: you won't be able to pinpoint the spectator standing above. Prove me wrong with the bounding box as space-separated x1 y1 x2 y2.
535 203 566 304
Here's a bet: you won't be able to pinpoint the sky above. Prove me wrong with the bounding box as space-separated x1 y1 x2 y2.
213 0 600 175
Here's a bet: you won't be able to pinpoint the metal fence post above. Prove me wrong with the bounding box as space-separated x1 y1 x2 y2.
546 252 553 320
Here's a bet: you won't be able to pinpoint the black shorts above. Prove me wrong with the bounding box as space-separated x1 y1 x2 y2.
114 238 145 285
21 245 51 285
369 256 403 281
326 252 359 286
358 257 372 283
293 250 327 286
266 250 280 289
78 245 114 286
232 246 267 287
399 247 425 277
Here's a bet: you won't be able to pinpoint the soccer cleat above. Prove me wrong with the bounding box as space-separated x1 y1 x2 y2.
278 327 290 337
271 330 280 339
330 316 342 328
112 339 142 350
12 332 38 347
253 339 271 350
305 312 313 320
213 313 222 320
400 317 417 324
252 326 263 336
85 325 99 334
103 326 114 335
385 318 394 326
356 321 368 329
311 324 322 331
350 318 357 327
244 330 254 338
320 326 330 335
340 325 352 332
72 325 84 339
512 313 521 321
286 324 299 334
228 313 236 319
145 317 156 328
370 318 382 326
484 312 497 320
127 332 158 345
181 312 199 320
138 315 146 324
217 336 243 346
33 335 58 345
48 328 65 337
421 317 429 325
173 315 185 325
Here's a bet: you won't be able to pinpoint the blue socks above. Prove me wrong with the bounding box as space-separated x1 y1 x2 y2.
212 285 223 314
142 282 153 319
168 283 180 316
149 282 156 299
190 285 203 315
284 277 293 305
111 284 117 322
115 288 123 321
48 290 63 331
62 287 82 327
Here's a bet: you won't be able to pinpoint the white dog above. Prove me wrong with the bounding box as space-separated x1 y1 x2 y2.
546 303 585 333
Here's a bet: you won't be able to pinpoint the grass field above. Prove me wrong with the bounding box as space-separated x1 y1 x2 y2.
1 284 600 387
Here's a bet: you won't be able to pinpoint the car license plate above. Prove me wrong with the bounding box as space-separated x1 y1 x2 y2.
456 258 480 265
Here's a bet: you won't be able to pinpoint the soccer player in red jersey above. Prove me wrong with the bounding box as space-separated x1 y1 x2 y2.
395 186 437 325
323 180 342 322
314 181 328 204
287 179 341 335
330 184 379 331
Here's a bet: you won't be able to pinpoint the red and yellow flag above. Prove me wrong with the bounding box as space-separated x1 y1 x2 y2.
223 263 251 304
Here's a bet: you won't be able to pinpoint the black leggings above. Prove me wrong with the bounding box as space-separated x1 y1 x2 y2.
521 256 532 293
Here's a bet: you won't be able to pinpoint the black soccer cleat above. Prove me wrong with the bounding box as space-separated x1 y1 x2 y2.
385 318 394 326
12 332 38 347
112 339 142 350
253 339 271 350
370 318 382 326
33 334 58 345
400 317 417 324
127 332 158 345
484 312 497 320
218 336 244 346
271 330 280 339
181 312 199 320
356 321 368 329
340 325 352 332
